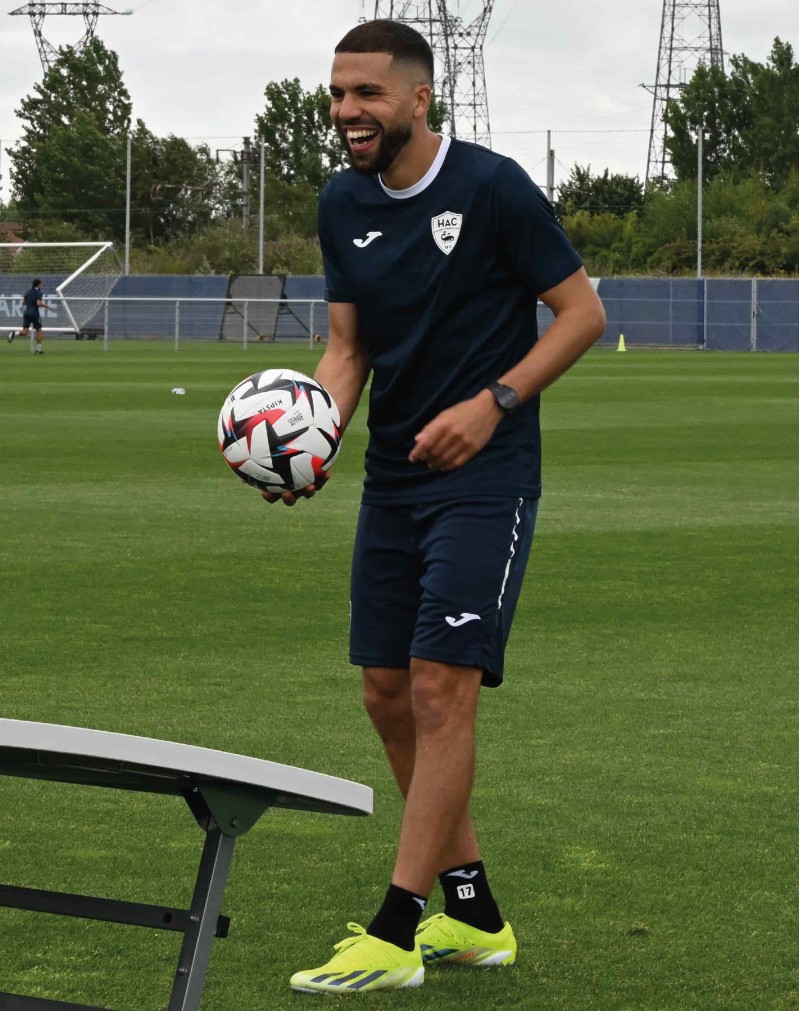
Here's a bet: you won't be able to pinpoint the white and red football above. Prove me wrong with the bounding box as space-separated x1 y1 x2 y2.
218 369 341 493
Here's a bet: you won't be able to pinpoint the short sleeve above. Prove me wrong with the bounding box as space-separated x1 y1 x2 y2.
490 158 583 297
318 190 353 304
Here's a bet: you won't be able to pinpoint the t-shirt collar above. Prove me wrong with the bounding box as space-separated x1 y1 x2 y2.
379 136 451 200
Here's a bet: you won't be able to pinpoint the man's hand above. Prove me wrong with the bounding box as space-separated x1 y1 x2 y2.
408 391 502 471
261 473 330 507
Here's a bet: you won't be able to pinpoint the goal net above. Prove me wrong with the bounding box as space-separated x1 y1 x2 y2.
0 242 123 333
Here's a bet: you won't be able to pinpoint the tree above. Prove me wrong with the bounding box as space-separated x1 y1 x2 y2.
428 97 448 134
736 40 799 186
130 120 224 245
664 38 799 187
254 79 348 195
10 37 132 237
556 164 644 218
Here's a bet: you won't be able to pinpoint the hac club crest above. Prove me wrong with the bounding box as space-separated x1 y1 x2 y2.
431 212 462 255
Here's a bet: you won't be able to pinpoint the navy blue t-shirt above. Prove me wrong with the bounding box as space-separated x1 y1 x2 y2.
318 138 583 504
23 287 42 316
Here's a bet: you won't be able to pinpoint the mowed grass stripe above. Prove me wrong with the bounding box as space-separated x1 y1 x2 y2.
0 343 795 1010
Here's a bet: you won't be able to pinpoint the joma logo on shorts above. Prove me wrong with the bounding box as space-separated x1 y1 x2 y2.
446 612 481 627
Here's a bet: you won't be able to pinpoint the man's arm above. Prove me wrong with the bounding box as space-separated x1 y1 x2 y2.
262 301 370 506
409 267 605 471
314 302 371 430
492 267 606 403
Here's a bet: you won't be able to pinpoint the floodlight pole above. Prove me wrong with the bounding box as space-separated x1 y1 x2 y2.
125 133 132 275
242 136 251 230
696 123 703 279
258 139 265 275
546 130 555 204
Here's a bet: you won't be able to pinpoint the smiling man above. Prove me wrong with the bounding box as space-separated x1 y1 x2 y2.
276 18 606 996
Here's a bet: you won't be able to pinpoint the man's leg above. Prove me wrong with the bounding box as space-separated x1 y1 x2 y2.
288 673 428 993
363 666 482 868
364 660 510 963
362 667 415 795
390 658 482 897
34 325 44 353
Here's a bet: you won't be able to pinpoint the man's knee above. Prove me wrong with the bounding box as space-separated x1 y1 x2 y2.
362 667 411 734
409 659 481 736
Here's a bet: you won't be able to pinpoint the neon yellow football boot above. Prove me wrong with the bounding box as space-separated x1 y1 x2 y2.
290 922 424 993
415 912 517 966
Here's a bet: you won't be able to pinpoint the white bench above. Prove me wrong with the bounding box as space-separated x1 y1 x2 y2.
0 719 372 1010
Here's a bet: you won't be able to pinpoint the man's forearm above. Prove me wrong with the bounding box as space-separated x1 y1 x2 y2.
498 302 606 404
315 348 371 430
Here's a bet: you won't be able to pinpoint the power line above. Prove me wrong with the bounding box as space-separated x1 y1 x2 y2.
494 128 650 136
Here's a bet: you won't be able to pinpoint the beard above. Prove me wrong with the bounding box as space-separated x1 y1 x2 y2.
338 119 413 177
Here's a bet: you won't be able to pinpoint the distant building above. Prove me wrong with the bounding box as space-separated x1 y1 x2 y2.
0 222 24 245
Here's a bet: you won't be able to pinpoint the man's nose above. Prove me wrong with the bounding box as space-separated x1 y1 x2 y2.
338 93 364 124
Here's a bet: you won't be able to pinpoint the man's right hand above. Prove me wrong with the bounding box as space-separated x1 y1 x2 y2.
261 473 330 507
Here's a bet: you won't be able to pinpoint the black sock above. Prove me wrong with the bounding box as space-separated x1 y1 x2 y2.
439 860 504 933
367 884 427 952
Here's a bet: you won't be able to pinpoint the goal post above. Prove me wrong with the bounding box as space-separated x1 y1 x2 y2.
0 242 123 334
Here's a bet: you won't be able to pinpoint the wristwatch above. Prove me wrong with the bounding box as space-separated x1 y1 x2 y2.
486 381 521 414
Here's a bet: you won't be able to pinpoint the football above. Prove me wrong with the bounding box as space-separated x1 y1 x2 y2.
218 369 341 493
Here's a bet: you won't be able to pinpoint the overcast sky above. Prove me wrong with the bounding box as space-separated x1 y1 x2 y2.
0 0 796 204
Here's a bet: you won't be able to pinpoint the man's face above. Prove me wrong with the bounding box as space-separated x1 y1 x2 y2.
329 52 422 176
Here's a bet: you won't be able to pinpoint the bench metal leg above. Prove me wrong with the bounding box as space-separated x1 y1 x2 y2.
0 997 107 1010
167 828 236 1011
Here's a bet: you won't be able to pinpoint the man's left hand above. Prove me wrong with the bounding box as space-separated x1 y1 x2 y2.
408 391 502 471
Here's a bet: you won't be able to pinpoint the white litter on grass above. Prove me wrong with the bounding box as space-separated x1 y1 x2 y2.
171 387 186 395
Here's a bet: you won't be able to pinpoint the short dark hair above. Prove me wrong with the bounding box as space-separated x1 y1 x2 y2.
335 20 434 86
32 278 41 287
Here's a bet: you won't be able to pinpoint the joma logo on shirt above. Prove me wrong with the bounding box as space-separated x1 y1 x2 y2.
431 212 462 255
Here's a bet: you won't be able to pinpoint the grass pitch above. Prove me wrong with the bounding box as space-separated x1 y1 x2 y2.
0 342 796 1010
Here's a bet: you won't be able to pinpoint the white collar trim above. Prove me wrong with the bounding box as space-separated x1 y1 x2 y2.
379 136 451 200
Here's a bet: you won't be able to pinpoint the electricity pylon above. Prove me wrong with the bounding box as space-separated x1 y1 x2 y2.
365 1 495 148
644 0 724 187
9 2 133 74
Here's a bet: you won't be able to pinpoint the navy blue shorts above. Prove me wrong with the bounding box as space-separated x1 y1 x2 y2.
22 312 40 330
350 497 538 687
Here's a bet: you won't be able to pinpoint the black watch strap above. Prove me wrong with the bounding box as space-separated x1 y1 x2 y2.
487 381 521 413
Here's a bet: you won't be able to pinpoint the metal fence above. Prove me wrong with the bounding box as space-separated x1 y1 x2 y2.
538 277 798 351
1 278 796 352
11 297 331 350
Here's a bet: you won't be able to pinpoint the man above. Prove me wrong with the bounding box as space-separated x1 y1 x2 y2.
264 19 606 995
8 279 54 353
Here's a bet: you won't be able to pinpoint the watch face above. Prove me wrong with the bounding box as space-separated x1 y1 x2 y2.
492 384 520 411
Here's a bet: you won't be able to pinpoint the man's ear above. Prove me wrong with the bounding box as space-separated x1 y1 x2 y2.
413 83 432 120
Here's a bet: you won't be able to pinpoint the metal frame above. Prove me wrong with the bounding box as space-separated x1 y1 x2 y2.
0 720 371 1010
0 786 250 1011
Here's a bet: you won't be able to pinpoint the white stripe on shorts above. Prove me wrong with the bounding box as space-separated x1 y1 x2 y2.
497 498 524 610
